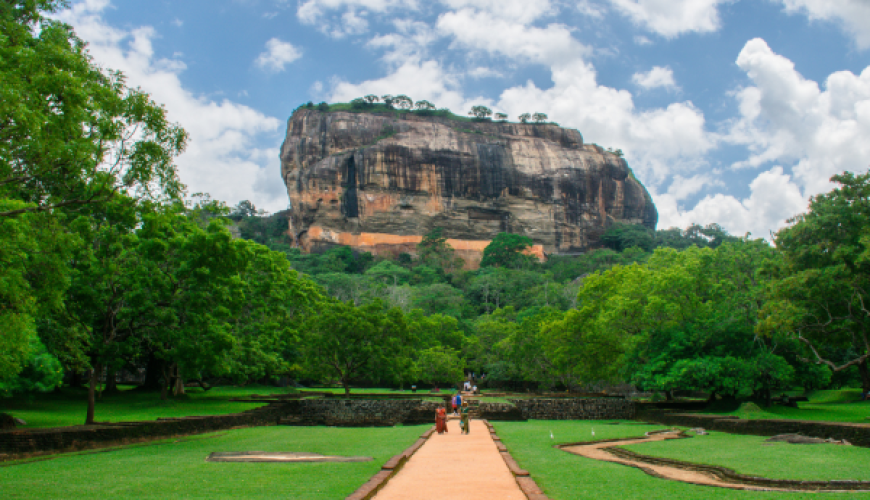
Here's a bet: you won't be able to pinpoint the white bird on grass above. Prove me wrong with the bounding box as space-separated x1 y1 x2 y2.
550 430 554 440
591 427 595 437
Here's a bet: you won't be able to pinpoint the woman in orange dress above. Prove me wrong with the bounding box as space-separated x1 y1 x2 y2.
435 406 448 434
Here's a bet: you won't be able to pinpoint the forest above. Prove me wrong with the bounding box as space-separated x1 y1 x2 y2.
2 0 869 426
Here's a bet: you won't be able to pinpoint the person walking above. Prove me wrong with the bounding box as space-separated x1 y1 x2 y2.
435 406 448 434
460 401 470 434
453 391 462 416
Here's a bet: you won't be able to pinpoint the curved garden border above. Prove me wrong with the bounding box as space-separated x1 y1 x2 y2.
558 430 870 492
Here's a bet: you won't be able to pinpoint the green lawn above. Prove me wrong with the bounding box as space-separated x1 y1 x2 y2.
1 425 426 500
707 390 870 423
1 385 299 428
493 420 870 500
622 430 870 481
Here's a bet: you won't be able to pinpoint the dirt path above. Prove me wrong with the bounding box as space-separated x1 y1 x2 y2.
374 420 526 500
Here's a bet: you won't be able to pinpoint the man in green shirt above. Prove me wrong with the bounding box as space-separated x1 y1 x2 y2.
460 401 470 434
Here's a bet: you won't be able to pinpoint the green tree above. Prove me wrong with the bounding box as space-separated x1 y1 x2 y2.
365 260 412 286
518 113 531 123
411 284 466 317
468 105 493 120
495 113 508 121
407 309 465 351
0 1 186 217
364 94 380 104
64 197 154 423
415 346 464 386
302 300 412 395
480 233 536 269
761 171 870 391
417 227 464 273
501 306 566 389
0 337 63 398
415 100 435 111
532 112 548 123
600 223 655 252
0 200 77 383
393 95 413 110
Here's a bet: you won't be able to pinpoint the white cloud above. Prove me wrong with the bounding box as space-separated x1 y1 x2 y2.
655 167 808 238
297 0 416 36
57 1 288 212
171 18 183 27
576 0 607 19
437 9 589 65
467 66 504 79
632 65 678 90
256 38 302 72
609 0 730 37
727 38 870 196
439 0 557 23
634 35 653 45
777 0 870 49
330 60 489 114
366 19 437 65
496 60 714 188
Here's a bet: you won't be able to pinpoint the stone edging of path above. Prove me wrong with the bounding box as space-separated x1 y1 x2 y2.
558 430 870 492
346 426 436 500
484 420 551 500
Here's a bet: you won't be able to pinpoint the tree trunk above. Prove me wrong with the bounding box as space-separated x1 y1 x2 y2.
343 379 350 396
173 365 185 396
85 366 99 425
160 362 171 401
141 352 162 391
104 368 118 394
859 359 870 393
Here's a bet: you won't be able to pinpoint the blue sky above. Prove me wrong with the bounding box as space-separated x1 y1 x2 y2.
59 0 870 238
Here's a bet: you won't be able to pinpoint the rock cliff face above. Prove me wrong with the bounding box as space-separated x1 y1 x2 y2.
280 109 657 268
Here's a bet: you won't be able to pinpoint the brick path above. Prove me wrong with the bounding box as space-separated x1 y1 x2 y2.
374 419 526 500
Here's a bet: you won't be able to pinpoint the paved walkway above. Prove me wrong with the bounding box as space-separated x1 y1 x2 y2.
374 420 526 500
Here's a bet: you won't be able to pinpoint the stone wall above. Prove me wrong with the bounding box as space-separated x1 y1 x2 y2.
275 398 635 424
478 402 526 421
277 399 446 426
640 411 870 448
510 398 635 420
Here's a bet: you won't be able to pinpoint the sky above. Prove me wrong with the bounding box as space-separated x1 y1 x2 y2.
56 0 870 239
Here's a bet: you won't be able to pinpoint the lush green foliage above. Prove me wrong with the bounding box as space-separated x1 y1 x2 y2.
761 171 870 391
480 232 536 269
2 0 867 413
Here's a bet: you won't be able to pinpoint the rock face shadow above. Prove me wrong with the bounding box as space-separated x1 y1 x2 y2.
206 452 372 463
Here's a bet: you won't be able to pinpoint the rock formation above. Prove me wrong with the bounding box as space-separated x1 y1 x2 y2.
280 108 657 268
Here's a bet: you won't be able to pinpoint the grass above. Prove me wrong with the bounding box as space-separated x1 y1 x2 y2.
621 430 870 482
1 385 298 428
493 420 870 500
705 389 870 423
1 425 427 499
